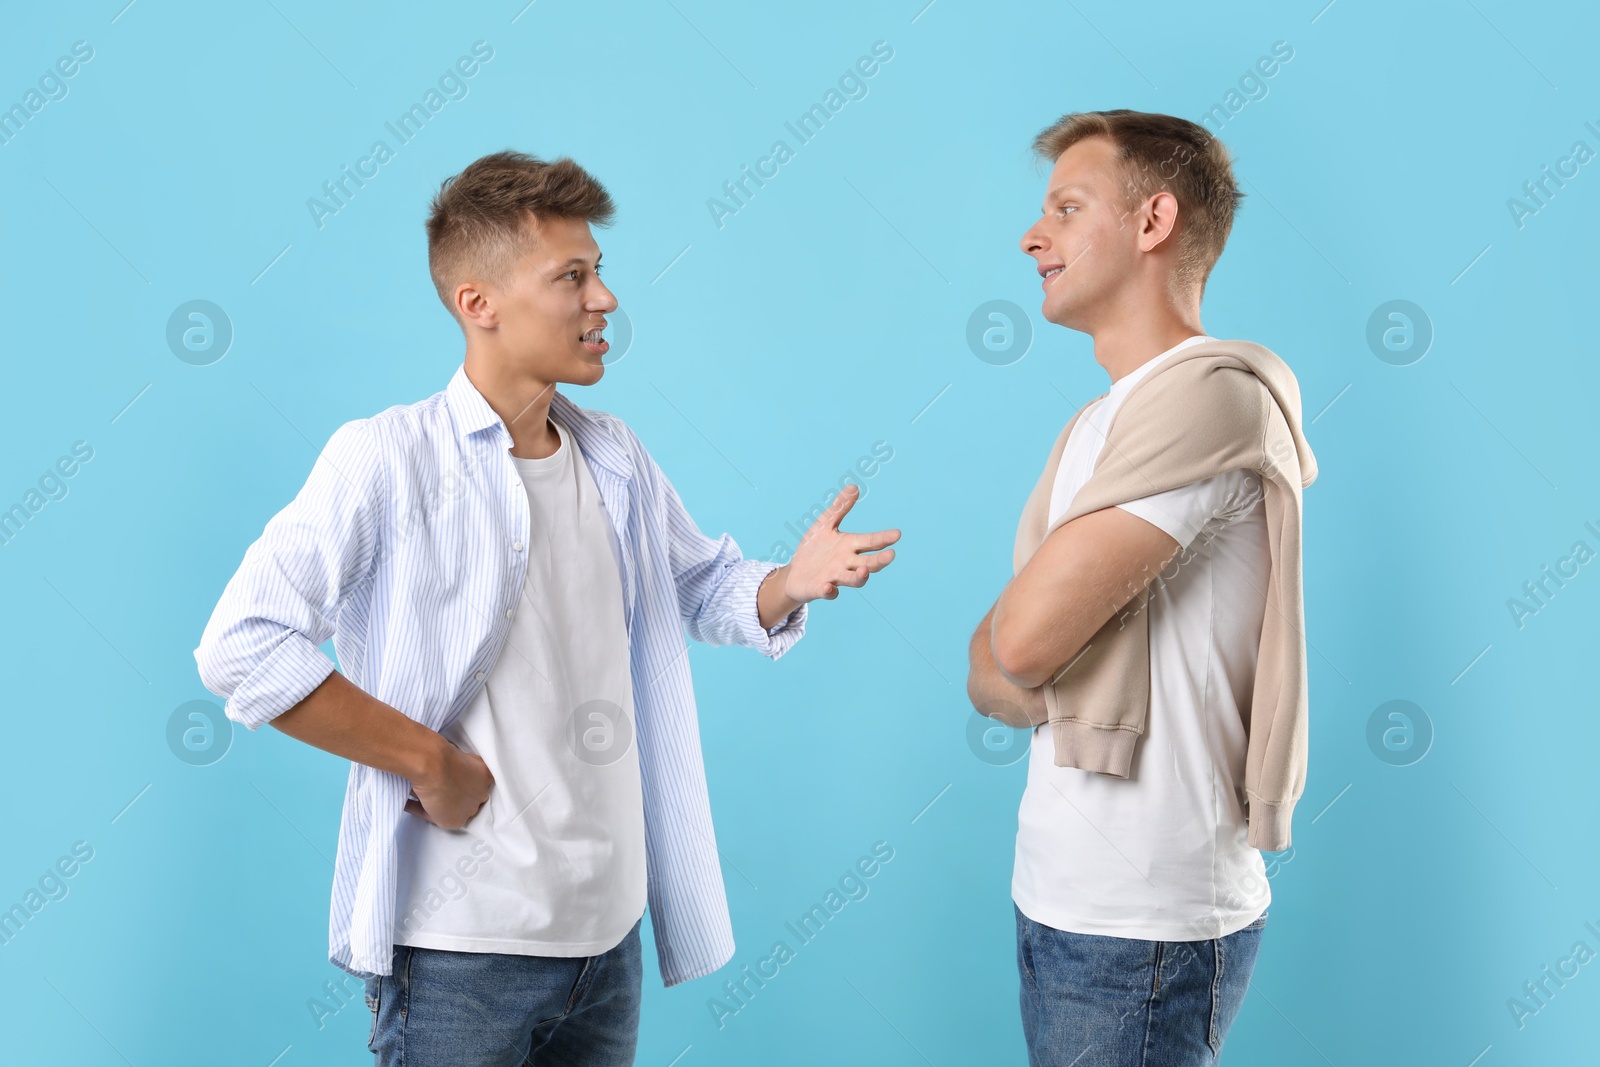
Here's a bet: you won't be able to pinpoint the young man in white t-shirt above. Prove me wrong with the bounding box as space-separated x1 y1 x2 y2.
967 111 1273 1065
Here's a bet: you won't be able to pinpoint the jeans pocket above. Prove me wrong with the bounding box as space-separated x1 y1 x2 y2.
1207 939 1226 1056
1209 918 1264 1055
1015 906 1037 982
364 976 381 1051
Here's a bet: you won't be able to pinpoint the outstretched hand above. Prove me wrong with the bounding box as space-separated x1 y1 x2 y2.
784 483 901 603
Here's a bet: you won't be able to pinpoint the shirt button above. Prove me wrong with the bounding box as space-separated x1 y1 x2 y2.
505 608 514 618
474 671 485 681
513 541 524 552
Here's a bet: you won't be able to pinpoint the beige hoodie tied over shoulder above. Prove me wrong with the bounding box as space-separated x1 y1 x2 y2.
1010 338 1318 851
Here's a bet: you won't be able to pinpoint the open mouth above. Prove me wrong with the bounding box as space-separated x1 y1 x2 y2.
1040 266 1064 287
581 326 609 356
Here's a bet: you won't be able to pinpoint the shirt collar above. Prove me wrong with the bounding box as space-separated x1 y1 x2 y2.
445 362 632 479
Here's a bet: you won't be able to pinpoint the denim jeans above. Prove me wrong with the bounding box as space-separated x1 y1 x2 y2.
363 916 643 1066
1015 903 1266 1067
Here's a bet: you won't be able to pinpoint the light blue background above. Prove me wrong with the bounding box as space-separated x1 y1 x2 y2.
2 1 1596 1064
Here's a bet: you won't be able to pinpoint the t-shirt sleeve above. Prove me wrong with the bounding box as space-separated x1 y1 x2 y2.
1115 468 1261 548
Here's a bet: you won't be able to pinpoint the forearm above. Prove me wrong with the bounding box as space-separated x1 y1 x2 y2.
968 602 1048 728
268 670 447 784
757 563 804 631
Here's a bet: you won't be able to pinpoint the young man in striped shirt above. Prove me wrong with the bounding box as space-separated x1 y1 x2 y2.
194 150 900 1066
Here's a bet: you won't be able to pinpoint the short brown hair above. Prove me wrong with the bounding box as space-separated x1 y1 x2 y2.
1032 110 1243 294
425 150 616 320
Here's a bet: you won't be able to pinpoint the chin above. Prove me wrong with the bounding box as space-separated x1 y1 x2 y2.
1041 300 1089 334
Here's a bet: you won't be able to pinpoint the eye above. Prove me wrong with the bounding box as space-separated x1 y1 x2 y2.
1056 203 1076 219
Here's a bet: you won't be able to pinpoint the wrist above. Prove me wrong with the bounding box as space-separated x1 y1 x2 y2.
757 563 804 632
404 723 451 788
767 563 799 606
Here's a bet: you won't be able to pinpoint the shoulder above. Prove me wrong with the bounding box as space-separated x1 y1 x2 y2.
293 417 388 520
318 390 452 503
1124 352 1272 453
363 388 449 445
1147 340 1306 428
356 386 484 472
321 414 385 465
1148 352 1268 414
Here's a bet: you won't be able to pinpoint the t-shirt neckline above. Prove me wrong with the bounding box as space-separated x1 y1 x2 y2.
509 417 568 475
1109 334 1214 398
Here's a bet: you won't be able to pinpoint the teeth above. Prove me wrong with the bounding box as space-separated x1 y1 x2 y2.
582 329 604 343
1045 267 1062 278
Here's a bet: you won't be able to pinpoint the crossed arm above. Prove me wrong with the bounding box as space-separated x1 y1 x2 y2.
968 505 1185 723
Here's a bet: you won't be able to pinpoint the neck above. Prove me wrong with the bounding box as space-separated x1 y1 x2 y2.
463 347 561 459
1088 289 1205 385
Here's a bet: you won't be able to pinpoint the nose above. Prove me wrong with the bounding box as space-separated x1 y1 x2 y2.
590 277 618 313
1020 220 1047 258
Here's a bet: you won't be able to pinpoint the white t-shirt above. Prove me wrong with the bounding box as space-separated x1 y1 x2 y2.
392 414 647 956
1011 335 1273 941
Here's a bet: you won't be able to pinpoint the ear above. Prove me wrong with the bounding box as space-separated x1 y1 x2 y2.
456 281 496 330
1139 190 1181 253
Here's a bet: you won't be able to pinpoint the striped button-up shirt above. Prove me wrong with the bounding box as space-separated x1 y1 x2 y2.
194 363 807 985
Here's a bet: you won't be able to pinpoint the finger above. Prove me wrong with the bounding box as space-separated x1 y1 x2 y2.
845 528 901 552
860 547 896 573
837 559 873 586
404 799 435 824
838 545 893 575
823 484 861 530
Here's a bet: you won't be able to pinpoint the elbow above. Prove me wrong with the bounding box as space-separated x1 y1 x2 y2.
194 624 252 702
193 642 230 699
968 675 1038 730
990 621 1049 690
997 657 1048 692
964 671 988 714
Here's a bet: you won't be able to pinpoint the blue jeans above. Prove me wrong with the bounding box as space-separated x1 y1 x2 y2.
363 917 643 1066
1015 903 1266 1066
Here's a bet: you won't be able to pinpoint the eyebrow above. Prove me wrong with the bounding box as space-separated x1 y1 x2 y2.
1042 183 1095 211
552 253 601 270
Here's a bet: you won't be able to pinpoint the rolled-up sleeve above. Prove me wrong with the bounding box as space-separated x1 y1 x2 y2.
635 434 806 660
193 417 386 729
